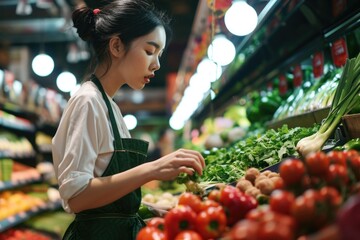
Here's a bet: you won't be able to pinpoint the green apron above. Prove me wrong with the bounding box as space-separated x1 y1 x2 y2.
63 74 148 240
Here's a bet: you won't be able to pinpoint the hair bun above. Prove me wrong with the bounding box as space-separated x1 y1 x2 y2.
72 7 96 42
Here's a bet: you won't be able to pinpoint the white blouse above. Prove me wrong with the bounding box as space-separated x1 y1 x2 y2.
52 81 131 213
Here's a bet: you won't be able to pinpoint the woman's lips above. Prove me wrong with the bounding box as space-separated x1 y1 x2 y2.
144 74 154 84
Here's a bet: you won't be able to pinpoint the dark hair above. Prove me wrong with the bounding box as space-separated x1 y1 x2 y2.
72 0 172 75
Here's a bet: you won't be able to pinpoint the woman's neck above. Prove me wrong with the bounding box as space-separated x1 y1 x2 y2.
93 67 123 98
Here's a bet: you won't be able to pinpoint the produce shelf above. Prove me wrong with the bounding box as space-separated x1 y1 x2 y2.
0 176 42 192
191 0 360 126
0 200 62 232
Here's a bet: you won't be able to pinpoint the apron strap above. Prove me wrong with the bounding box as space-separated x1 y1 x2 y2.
91 74 123 150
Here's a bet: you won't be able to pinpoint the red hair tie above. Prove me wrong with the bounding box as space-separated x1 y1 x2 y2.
93 9 101 15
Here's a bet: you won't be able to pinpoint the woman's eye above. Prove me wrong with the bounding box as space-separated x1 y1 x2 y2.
146 51 154 55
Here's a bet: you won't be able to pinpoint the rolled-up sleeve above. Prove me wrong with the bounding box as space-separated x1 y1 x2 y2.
52 93 101 213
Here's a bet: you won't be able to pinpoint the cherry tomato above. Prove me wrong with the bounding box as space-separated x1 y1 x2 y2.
305 151 330 176
178 192 203 213
327 151 346 166
227 219 260 240
269 190 295 215
174 230 203 240
196 206 227 239
257 221 294 240
326 164 348 187
279 158 306 187
200 199 220 212
344 149 359 159
291 194 316 225
246 205 271 221
146 217 165 231
136 226 166 240
320 186 342 208
164 205 197 240
207 189 221 202
220 185 258 226
348 156 360 181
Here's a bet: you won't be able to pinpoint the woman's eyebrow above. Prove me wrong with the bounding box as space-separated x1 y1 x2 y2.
146 41 161 49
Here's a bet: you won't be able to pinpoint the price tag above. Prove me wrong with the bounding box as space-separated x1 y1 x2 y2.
312 51 324 78
293 64 303 87
331 37 348 68
279 74 288 95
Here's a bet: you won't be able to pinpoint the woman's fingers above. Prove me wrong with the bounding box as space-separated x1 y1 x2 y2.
174 151 204 175
180 149 205 168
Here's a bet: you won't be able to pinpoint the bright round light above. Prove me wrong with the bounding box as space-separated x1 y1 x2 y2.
124 114 137 130
169 116 184 130
56 71 77 92
197 58 222 82
32 53 54 77
207 35 236 66
224 0 258 36
189 73 211 94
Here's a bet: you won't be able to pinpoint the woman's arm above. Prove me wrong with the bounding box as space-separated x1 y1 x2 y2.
68 148 205 213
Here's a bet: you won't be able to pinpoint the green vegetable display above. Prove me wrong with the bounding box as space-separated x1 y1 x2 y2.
199 125 318 183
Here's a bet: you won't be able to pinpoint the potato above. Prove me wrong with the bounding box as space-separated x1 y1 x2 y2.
236 179 253 192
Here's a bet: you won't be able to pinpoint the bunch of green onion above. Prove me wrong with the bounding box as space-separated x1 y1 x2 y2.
297 52 360 157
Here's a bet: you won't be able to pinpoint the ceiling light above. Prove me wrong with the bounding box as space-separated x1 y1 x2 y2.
197 58 222 82
207 34 236 66
56 71 77 92
124 114 137 130
32 53 54 77
224 0 258 36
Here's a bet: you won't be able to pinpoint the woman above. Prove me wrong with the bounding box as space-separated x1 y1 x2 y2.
51 1 205 239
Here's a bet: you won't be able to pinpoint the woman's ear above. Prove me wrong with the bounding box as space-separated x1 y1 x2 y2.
109 36 124 58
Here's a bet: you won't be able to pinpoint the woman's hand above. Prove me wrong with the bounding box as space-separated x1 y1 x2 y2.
149 149 205 181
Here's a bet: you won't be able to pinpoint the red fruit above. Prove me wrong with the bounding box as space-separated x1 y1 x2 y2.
279 158 306 186
269 190 296 215
136 226 166 240
305 151 330 176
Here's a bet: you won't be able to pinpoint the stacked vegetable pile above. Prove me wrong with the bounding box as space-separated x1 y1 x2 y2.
137 149 360 240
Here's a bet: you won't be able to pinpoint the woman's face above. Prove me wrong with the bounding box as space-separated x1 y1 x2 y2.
118 26 166 90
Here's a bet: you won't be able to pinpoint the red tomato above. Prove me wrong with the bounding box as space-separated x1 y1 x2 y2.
147 217 165 231
291 194 316 225
227 219 260 240
344 149 359 159
269 190 295 215
220 185 258 226
246 206 271 221
178 192 203 213
257 221 294 240
326 164 348 187
279 158 306 187
207 189 221 202
136 226 166 240
174 230 203 240
200 199 220 212
305 151 330 176
348 156 360 180
327 151 346 166
196 206 227 239
164 205 197 240
320 186 342 208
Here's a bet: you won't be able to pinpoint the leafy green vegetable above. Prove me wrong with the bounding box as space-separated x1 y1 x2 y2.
200 125 318 183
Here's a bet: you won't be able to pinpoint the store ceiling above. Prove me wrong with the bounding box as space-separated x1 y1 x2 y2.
0 0 200 127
